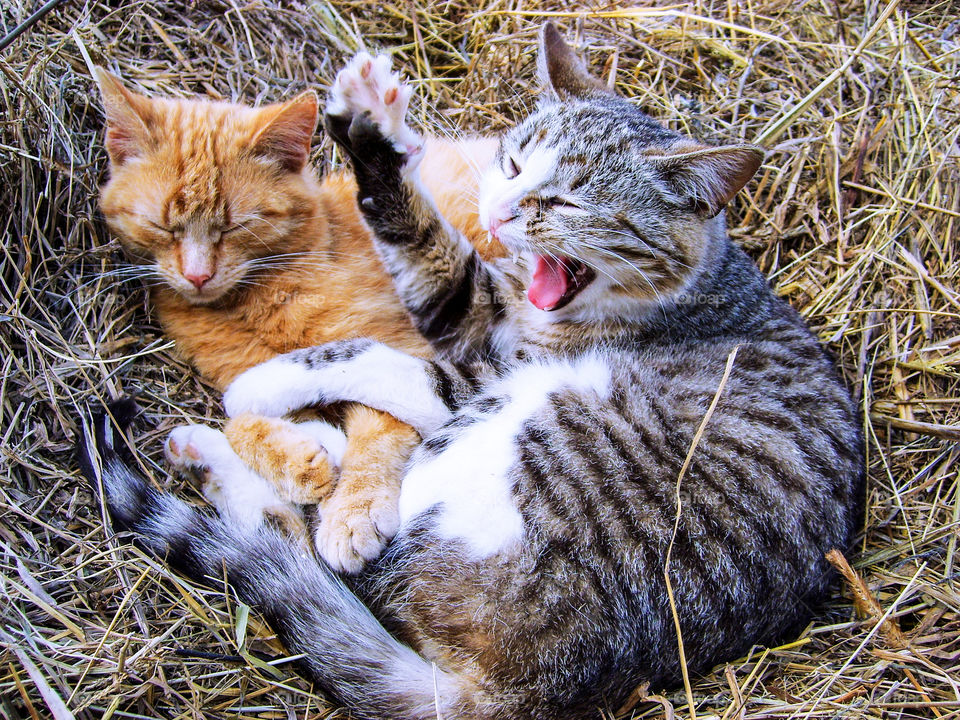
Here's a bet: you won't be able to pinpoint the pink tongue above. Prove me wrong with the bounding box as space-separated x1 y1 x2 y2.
527 255 569 310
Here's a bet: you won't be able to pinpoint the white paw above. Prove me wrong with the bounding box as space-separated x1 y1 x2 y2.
222 358 317 419
165 424 237 473
165 424 295 533
328 51 424 162
297 420 348 467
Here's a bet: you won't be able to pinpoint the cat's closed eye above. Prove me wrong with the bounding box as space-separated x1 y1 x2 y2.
505 156 521 179
545 197 583 212
147 220 175 236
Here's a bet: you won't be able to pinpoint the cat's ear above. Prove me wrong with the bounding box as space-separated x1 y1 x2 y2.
648 143 765 218
537 22 609 101
250 90 319 172
94 67 154 165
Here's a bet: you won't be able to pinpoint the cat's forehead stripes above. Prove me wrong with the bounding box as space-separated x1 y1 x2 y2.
155 101 252 225
511 99 682 168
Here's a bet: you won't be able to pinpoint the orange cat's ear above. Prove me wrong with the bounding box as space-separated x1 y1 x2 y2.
647 143 765 218
250 90 319 172
94 67 154 165
537 22 609 101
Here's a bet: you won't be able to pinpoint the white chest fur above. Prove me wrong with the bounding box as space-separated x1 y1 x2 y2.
398 355 612 559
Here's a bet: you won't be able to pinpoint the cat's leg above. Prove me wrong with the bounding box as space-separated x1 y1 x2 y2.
222 338 478 436
223 405 415 573
325 54 515 362
315 404 420 574
223 414 340 505
164 424 305 537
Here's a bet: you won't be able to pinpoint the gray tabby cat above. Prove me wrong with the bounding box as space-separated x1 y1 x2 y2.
80 24 864 720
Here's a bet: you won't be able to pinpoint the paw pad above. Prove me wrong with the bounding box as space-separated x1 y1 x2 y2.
327 51 424 166
165 424 231 471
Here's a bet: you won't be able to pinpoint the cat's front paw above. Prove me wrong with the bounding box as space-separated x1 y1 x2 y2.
325 51 424 171
223 358 319 419
225 414 339 505
315 489 400 574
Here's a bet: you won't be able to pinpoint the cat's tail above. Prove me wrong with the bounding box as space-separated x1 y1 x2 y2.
77 398 469 720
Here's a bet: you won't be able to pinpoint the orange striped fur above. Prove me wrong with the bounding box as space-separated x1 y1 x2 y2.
97 69 498 571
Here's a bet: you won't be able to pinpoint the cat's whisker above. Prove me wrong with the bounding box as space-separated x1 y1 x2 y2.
532 236 642 305
244 255 327 270
239 213 287 235
85 266 167 288
412 112 498 182
232 278 270 290
558 235 669 318
532 236 617 287
99 265 157 278
73 276 131 294
568 235 652 282
552 231 664 308
577 225 694 272
232 221 274 251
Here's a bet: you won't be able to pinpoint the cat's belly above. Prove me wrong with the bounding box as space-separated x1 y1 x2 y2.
398 416 527 558
397 356 613 559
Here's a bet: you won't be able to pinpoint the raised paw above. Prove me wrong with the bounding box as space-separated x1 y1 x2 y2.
164 424 304 534
325 51 423 168
315 490 400 574
225 413 338 505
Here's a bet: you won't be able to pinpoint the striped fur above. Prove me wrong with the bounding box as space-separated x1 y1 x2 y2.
84 25 864 720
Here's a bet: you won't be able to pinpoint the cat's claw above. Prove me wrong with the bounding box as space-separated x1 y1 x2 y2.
165 424 304 535
326 51 424 170
316 491 401 575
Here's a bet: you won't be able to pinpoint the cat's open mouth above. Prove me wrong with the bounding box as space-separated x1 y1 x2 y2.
527 255 596 311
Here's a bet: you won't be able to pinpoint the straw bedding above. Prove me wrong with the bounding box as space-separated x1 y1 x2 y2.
1 1 958 718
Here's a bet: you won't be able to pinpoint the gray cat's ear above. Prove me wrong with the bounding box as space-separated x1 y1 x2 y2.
648 143 765 218
94 67 154 165
537 22 608 101
250 90 319 173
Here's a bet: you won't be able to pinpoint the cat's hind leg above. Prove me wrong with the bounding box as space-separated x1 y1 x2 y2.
315 404 419 574
164 424 305 537
225 406 417 574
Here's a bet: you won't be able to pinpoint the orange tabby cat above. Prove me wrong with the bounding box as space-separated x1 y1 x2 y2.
95 68 498 572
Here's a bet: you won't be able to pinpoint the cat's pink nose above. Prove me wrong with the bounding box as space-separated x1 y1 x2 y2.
185 272 212 289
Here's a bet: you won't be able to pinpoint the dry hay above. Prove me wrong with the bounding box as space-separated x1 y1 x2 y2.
1 0 958 718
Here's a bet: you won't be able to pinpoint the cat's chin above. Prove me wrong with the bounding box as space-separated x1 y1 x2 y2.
170 283 235 307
